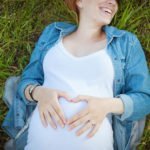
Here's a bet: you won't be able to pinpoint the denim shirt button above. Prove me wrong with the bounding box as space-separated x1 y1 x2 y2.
41 41 45 45
117 79 120 82
16 113 20 116
114 57 117 60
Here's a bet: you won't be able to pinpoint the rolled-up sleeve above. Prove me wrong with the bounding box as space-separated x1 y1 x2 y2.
115 34 150 121
16 23 55 105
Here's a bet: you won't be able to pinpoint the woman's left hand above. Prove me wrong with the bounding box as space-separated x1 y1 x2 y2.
66 95 111 138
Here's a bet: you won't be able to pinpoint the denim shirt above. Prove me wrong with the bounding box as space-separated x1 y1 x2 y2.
2 21 150 150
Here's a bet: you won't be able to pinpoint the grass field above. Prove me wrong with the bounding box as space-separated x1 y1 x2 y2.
0 0 150 149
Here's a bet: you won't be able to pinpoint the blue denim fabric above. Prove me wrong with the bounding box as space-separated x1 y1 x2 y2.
2 21 150 150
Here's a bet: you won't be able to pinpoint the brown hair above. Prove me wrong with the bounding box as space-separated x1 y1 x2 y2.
64 0 120 23
64 0 80 22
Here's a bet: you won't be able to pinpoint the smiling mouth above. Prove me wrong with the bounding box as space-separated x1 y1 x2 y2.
99 7 113 16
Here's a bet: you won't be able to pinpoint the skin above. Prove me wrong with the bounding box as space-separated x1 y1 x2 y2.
63 0 124 138
62 0 118 57
25 85 72 128
67 96 124 138
25 0 124 139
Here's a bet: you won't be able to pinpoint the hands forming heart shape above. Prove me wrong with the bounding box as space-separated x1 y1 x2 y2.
59 95 111 138
36 86 116 139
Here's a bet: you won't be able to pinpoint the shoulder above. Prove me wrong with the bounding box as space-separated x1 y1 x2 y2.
104 25 137 41
39 21 75 38
105 26 143 58
44 21 75 31
106 25 140 45
106 26 144 60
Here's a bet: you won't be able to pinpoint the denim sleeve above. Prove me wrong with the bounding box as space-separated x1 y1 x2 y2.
16 23 55 105
115 34 150 121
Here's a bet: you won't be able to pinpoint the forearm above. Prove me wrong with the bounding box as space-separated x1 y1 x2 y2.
108 98 125 115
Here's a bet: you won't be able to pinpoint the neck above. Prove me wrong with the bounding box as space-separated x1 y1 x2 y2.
73 19 106 43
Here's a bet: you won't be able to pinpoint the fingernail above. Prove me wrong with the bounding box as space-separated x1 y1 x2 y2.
63 119 67 124
70 100 74 102
70 98 74 101
44 123 47 128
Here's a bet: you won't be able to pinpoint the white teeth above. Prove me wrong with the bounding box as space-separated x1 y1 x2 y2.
100 7 112 14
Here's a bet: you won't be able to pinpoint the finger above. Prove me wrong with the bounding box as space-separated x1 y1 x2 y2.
68 115 90 131
67 108 88 125
70 95 90 103
53 101 67 123
37 104 47 127
76 121 91 137
87 123 100 138
39 111 47 127
50 106 65 128
57 90 72 101
44 110 57 130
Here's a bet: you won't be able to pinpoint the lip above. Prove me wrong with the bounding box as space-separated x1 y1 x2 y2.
99 7 113 15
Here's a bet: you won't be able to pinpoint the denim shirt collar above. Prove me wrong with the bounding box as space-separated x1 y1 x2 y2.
54 21 126 41
53 21 126 60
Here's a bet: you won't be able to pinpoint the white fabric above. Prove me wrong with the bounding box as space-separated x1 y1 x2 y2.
25 37 115 150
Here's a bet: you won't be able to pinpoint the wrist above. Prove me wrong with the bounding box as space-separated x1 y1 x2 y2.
32 85 42 102
108 98 124 115
29 84 41 102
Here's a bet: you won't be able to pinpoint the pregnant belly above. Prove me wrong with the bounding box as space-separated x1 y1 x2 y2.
25 97 114 150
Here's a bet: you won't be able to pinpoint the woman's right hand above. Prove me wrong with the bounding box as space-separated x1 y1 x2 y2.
32 86 72 129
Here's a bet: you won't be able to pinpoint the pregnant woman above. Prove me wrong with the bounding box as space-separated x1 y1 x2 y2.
24 0 121 149
2 0 150 150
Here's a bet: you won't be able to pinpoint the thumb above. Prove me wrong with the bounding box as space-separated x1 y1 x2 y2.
70 95 89 103
57 90 72 102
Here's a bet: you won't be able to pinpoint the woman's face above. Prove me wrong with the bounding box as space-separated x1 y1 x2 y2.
76 0 118 25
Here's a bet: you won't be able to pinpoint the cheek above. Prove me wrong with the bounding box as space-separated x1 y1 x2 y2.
115 5 119 12
84 6 95 17
114 8 118 16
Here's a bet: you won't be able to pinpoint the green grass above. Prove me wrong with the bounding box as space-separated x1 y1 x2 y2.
0 0 150 149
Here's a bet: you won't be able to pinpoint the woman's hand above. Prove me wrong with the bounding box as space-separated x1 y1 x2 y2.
33 86 71 129
66 95 112 138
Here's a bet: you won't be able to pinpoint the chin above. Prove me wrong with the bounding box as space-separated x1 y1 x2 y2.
95 15 113 25
97 19 112 26
104 20 112 25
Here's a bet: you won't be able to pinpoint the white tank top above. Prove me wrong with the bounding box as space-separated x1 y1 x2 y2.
42 37 115 150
